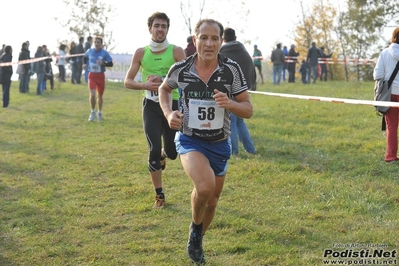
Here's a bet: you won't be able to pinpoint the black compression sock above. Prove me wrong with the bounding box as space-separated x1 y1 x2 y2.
155 187 164 199
192 221 203 234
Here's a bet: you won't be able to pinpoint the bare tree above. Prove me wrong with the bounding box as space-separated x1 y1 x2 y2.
339 0 386 81
179 0 250 44
180 0 206 35
56 0 116 51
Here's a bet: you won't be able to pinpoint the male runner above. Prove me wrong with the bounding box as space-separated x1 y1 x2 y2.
124 12 186 208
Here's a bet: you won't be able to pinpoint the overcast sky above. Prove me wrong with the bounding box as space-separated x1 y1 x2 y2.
3 0 390 57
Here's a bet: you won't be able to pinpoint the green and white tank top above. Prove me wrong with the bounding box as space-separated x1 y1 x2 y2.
141 45 179 101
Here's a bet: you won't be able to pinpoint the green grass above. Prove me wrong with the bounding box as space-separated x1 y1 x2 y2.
1 79 398 266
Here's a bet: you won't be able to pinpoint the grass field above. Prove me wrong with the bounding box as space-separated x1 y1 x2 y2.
1 79 398 266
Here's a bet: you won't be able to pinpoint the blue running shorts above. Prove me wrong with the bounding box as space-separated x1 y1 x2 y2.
175 132 231 176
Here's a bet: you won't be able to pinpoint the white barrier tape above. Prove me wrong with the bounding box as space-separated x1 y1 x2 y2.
287 59 375 65
0 56 51 67
249 90 399 108
0 53 85 67
254 56 377 65
282 56 376 62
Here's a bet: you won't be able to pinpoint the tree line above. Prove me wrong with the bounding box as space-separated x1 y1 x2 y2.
57 0 399 82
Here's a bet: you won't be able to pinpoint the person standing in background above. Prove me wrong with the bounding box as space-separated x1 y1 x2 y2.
219 27 256 155
124 12 186 208
0 44 5 55
69 41 78 84
42 45 54 90
84 36 93 52
306 42 321 84
252 44 264 84
287 44 300 83
373 27 399 163
270 43 285 85
184 36 196 57
18 42 30 93
33 46 46 95
75 37 85 84
299 59 309 84
282 45 288 82
26 41 32 90
57 44 67 82
0 45 13 107
319 46 333 81
68 41 78 84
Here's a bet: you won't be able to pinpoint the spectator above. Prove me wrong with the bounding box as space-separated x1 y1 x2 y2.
0 45 13 107
219 27 256 155
373 26 399 163
319 46 333 81
287 44 300 83
306 42 321 84
42 45 54 90
0 44 5 55
252 44 264 84
57 44 67 82
270 43 285 85
282 45 288 82
84 36 93 51
69 41 78 84
299 59 309 84
184 35 196 56
18 42 31 93
33 46 46 95
75 37 85 84
26 41 32 87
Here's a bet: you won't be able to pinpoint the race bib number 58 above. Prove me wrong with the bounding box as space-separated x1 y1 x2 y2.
188 99 224 129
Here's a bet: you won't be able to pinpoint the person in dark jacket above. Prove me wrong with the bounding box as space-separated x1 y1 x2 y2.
299 59 309 84
219 27 256 155
75 37 85 84
271 43 285 85
33 46 46 95
0 44 5 55
287 44 300 83
0 45 13 107
18 42 31 93
282 45 288 82
42 45 54 90
306 42 321 84
69 41 78 84
319 46 333 81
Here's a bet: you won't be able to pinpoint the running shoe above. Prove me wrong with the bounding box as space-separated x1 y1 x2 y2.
187 223 204 264
154 195 165 208
190 256 206 265
97 112 103 121
88 111 96 122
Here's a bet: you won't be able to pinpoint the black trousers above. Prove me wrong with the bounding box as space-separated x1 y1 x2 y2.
143 98 178 171
75 62 83 84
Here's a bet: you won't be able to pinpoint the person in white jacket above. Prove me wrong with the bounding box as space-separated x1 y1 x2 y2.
373 27 399 163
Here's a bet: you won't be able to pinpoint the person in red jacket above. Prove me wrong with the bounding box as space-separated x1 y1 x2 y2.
184 36 196 56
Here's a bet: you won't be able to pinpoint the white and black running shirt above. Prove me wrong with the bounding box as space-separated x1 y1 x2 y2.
165 54 248 141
